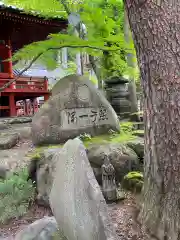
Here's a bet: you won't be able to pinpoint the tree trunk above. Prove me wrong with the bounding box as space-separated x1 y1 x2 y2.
124 10 140 122
125 1 180 239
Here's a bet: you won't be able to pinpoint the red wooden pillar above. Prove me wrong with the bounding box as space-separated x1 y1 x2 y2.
26 100 30 116
24 100 27 116
9 93 16 117
44 93 50 102
33 98 38 113
44 77 48 90
30 98 35 115
7 39 15 89
7 40 13 77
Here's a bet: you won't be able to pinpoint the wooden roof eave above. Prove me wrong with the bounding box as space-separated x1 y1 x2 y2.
0 5 67 28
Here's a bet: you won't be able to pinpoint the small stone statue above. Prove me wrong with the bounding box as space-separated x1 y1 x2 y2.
101 154 117 202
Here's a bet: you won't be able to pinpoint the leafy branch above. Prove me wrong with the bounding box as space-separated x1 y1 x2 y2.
2 0 137 91
0 43 122 92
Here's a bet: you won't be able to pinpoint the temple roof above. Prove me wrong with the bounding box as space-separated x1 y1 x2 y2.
0 1 67 26
0 2 67 52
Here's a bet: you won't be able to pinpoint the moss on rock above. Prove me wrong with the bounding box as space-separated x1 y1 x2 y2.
29 132 137 159
122 171 143 193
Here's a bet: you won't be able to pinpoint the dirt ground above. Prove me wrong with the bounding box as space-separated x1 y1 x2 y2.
0 120 148 240
0 193 148 240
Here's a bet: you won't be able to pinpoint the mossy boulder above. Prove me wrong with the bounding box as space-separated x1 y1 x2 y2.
29 148 61 206
87 142 141 182
126 137 144 159
122 171 143 193
29 141 141 206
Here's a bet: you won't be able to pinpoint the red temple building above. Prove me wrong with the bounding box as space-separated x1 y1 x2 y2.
0 4 67 117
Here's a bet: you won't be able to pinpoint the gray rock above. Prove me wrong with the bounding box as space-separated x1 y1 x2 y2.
0 123 9 130
0 133 19 150
49 138 119 240
18 126 32 139
14 217 59 240
87 142 140 182
3 117 32 125
126 138 144 159
31 74 120 145
34 142 140 205
35 148 59 207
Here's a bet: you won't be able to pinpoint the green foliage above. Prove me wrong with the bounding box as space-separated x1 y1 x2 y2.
28 130 137 159
82 131 136 147
64 61 77 75
0 168 35 224
79 133 92 141
89 75 98 85
4 0 66 18
4 0 138 80
124 171 143 180
30 152 41 161
120 121 134 134
12 33 120 63
122 171 143 193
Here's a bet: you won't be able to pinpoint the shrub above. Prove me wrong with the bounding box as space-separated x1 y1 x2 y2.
0 168 35 224
122 171 143 193
120 122 134 134
79 133 92 141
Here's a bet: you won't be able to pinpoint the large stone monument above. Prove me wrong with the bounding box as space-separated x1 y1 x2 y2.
49 138 119 240
31 74 120 145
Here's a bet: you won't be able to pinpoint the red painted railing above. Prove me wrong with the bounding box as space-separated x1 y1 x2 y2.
0 76 49 92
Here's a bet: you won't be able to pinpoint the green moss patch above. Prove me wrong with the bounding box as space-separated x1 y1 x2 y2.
132 129 144 137
27 144 62 159
33 132 135 154
122 171 144 193
83 132 136 147
28 121 141 159
124 171 143 181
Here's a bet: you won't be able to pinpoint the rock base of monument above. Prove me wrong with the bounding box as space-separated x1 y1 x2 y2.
102 188 125 204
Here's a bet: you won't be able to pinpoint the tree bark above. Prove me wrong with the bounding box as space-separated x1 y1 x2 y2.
125 1 180 239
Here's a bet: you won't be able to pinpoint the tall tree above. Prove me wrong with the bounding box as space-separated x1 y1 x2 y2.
125 1 180 239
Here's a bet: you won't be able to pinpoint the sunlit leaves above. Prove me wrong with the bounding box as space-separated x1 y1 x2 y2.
12 33 127 65
4 0 138 80
4 0 66 18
